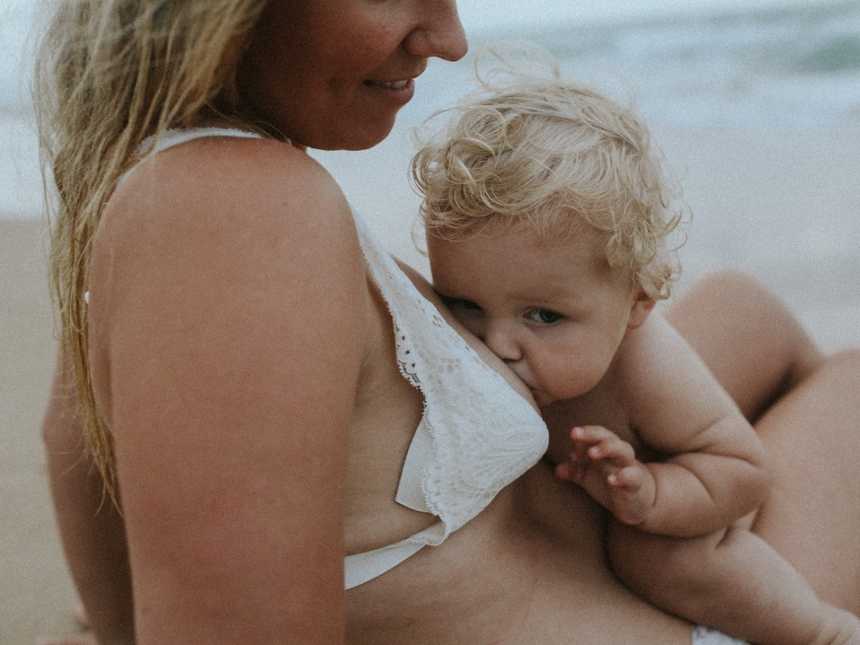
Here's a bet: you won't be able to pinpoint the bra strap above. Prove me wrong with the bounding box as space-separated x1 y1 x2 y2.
142 127 264 155
116 127 265 188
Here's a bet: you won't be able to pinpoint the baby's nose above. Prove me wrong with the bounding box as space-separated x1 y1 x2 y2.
484 320 522 362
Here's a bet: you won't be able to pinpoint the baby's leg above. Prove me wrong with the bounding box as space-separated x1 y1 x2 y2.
666 271 860 612
666 271 822 422
607 521 859 645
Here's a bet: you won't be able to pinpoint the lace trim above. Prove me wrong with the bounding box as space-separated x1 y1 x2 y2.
350 209 548 541
691 626 747 644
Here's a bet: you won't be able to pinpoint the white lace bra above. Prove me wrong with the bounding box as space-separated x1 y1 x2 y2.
345 195 548 588
95 128 550 590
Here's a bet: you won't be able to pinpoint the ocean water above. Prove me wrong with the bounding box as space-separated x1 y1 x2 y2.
1 0 859 216
409 0 860 129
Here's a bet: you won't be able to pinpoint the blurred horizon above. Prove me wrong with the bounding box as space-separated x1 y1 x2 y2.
3 0 858 112
2 0 859 217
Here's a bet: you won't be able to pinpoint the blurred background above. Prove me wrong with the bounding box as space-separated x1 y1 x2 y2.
313 0 860 349
2 1 858 642
3 0 859 215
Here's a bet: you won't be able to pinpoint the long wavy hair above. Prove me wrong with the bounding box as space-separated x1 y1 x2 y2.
34 0 269 495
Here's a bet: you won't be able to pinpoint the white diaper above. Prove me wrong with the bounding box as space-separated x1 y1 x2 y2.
692 625 747 644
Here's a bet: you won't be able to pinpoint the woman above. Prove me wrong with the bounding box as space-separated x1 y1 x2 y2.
38 1 860 644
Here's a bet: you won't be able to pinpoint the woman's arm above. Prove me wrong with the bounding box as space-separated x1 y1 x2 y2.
617 313 770 536
42 351 134 645
92 138 367 644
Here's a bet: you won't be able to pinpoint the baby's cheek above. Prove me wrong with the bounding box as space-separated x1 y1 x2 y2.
547 359 601 401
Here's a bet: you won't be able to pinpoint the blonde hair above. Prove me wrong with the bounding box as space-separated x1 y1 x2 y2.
412 62 683 300
34 0 269 492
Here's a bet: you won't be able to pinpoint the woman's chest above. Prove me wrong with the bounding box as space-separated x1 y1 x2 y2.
345 465 692 645
344 269 549 552
342 281 437 552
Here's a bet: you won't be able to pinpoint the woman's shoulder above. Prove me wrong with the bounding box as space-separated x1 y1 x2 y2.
105 135 353 247
96 136 363 295
90 135 369 357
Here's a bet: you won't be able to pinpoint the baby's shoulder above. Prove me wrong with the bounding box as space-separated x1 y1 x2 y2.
615 309 714 421
616 311 688 375
613 312 687 407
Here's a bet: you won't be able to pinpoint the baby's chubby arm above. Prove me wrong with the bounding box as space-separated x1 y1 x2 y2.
614 313 770 537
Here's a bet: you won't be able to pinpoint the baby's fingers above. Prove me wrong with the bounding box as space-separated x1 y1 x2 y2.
571 425 613 461
570 425 616 446
570 427 635 471
555 461 573 481
568 425 602 464
586 437 635 467
607 465 646 490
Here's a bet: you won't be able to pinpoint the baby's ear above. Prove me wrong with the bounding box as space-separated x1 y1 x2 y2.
627 291 655 330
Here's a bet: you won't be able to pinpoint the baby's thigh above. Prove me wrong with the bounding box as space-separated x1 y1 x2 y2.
665 270 822 422
751 350 860 612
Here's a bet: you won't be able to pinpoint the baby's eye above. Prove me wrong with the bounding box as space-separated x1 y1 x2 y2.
525 308 563 325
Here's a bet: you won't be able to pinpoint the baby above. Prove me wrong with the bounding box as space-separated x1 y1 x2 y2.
412 75 860 644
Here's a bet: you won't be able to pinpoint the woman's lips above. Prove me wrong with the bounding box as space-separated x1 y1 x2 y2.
362 78 416 105
365 79 411 90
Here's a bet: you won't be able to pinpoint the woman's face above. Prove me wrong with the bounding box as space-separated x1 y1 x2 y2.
238 0 468 150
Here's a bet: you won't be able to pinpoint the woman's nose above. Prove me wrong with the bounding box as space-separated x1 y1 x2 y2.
483 320 522 363
404 1 468 62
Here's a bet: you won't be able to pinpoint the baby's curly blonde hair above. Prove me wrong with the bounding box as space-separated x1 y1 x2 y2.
411 69 683 300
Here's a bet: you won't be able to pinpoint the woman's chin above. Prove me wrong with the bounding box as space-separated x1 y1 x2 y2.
308 117 398 152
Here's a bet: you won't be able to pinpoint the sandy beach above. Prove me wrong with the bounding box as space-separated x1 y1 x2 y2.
2 126 859 643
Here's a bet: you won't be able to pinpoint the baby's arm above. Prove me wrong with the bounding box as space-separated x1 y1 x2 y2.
555 424 657 527
557 314 860 644
585 313 769 537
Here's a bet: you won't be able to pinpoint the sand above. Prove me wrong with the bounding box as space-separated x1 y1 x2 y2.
0 217 75 643
2 126 858 643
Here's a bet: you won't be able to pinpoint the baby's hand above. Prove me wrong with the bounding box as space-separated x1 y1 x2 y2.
555 425 656 526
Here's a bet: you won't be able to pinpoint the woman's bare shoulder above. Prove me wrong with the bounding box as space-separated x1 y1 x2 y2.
102 137 354 259
91 132 370 439
93 137 365 329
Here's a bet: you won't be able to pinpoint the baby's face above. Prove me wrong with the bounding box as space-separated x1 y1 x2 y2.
428 225 644 406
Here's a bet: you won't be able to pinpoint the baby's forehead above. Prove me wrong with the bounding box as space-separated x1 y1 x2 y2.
478 225 609 275
430 218 608 267
516 220 609 257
